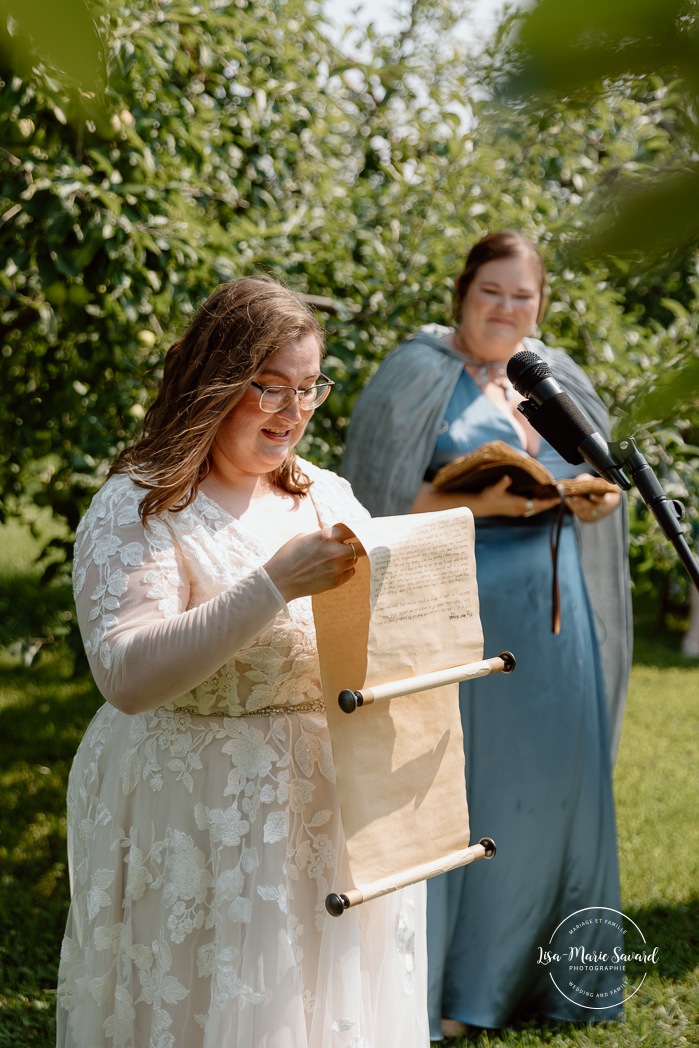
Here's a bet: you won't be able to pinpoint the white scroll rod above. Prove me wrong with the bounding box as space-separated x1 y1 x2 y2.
337 651 516 713
325 836 497 916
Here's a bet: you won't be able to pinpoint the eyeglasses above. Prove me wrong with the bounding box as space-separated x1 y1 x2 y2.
249 375 334 413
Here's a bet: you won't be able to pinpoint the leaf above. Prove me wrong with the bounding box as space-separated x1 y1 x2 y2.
263 810 288 844
623 358 699 427
570 168 699 262
160 974 189 1005
308 809 331 827
120 749 142 795
0 0 105 94
508 0 691 99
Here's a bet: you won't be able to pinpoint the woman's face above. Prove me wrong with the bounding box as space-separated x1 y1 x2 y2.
458 254 541 359
211 332 322 485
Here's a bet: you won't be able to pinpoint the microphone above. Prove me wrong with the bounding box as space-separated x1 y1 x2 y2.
506 350 631 490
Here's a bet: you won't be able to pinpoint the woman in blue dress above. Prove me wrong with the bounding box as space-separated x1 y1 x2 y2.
341 231 632 1037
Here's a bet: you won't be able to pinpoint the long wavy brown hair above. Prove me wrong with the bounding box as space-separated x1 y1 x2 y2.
110 277 325 522
453 230 549 325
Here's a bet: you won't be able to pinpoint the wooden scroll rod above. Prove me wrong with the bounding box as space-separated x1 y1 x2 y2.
338 651 516 713
325 837 496 916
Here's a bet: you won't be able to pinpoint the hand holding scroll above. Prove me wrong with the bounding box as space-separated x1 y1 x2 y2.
265 523 364 601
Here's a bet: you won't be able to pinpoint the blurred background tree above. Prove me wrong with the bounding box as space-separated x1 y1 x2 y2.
503 0 699 628
1 0 697 651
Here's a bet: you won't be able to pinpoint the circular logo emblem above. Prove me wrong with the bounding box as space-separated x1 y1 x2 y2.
536 906 659 1011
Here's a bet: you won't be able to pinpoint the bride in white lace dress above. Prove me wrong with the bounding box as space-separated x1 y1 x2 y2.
56 278 428 1048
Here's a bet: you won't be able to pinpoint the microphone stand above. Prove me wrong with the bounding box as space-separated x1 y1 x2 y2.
609 436 699 593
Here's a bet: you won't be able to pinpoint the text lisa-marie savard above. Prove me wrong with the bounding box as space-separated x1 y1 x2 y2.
537 946 659 966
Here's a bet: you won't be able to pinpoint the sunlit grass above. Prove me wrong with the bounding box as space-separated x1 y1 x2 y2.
442 634 699 1047
0 513 73 657
0 647 101 1047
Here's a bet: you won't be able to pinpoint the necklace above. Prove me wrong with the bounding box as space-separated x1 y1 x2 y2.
453 332 514 401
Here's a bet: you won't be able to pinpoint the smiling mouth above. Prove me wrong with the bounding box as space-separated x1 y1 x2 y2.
262 426 293 442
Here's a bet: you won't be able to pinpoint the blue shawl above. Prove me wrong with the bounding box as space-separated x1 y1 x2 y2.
341 333 632 759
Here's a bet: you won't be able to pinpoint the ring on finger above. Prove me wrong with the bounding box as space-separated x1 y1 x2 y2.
524 499 535 517
348 541 357 562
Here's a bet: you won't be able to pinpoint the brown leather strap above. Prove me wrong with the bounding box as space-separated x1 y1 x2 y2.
549 501 568 634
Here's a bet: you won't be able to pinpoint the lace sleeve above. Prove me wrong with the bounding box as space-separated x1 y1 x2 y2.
72 477 286 714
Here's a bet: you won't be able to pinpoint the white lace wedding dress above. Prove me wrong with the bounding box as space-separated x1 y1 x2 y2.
56 462 428 1048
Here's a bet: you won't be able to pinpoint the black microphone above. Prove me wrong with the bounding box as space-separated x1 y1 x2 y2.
506 349 631 489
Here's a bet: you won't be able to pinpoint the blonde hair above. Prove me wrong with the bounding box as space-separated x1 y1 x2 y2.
110 277 324 522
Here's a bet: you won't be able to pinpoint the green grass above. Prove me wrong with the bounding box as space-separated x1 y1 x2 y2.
437 631 699 1047
0 523 697 1047
0 513 72 659
0 648 100 1047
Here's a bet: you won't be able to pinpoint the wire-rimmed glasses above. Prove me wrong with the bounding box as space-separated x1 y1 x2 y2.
250 375 334 413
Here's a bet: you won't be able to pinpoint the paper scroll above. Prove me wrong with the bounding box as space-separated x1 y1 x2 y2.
312 507 500 913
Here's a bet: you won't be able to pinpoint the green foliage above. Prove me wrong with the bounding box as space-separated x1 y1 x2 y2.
1 0 339 521
0 0 103 97
484 2 699 602
507 0 699 413
0 0 698 629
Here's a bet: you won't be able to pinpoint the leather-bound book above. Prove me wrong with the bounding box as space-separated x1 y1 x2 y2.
432 440 618 499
